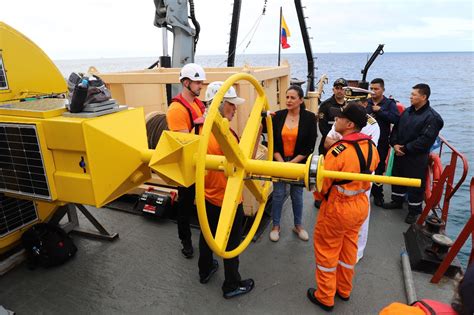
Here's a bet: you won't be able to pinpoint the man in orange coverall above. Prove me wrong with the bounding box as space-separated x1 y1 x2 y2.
307 103 380 312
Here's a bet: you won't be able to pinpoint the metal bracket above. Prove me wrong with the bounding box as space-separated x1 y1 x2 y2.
50 204 119 241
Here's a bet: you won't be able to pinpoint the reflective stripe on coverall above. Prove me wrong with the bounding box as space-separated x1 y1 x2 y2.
312 133 379 307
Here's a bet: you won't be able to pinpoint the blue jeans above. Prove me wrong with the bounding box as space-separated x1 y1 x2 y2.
271 182 304 227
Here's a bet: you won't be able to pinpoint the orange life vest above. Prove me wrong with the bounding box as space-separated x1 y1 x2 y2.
171 93 206 132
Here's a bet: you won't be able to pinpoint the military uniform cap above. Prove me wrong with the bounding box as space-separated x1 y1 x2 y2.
330 103 368 129
333 78 348 87
343 86 373 101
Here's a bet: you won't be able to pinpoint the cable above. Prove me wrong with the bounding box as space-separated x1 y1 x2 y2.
188 0 200 52
217 0 268 66
241 15 263 53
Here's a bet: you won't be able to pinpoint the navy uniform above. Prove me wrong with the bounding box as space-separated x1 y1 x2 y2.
387 100 443 223
366 95 400 203
317 78 347 155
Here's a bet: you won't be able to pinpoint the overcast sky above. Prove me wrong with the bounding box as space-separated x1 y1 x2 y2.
2 0 472 60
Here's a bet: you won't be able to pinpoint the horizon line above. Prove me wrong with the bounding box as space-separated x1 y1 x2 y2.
53 51 473 61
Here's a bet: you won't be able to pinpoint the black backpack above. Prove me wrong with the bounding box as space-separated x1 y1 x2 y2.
67 72 112 106
21 223 77 269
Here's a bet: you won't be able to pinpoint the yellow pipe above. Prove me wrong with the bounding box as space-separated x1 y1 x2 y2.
204 154 226 171
205 156 306 180
205 155 420 188
245 159 306 180
322 169 421 187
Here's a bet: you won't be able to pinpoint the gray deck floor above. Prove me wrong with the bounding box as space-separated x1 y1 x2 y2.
0 190 457 314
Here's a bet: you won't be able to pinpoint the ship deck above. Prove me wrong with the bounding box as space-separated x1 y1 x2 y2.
0 188 457 314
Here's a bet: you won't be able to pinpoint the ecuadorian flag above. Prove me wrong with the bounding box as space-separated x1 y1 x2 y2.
281 14 291 49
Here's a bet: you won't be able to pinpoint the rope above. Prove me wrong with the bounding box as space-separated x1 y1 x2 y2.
241 15 264 53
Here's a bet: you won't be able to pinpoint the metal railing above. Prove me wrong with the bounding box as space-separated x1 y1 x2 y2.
431 177 474 283
416 135 471 283
419 135 469 224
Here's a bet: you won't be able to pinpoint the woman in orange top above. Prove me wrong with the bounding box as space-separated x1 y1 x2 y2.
270 85 317 242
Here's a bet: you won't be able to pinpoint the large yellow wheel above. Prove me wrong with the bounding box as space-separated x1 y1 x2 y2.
195 73 273 259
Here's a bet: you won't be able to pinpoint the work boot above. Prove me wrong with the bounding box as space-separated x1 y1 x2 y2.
223 279 254 299
336 291 350 301
306 288 333 312
199 259 218 284
405 213 418 224
382 201 403 209
181 240 194 259
373 196 384 207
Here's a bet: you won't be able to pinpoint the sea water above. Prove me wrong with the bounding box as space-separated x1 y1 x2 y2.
55 52 474 266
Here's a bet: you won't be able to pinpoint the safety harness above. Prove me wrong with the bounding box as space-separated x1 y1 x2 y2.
171 93 206 134
327 133 375 198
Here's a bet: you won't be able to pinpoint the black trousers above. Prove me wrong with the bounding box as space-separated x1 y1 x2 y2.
177 185 196 244
391 154 428 215
198 201 244 293
371 140 390 199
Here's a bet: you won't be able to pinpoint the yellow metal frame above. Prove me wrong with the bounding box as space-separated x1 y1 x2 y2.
196 73 273 258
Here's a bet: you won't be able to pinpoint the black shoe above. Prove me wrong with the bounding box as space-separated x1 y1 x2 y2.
200 259 218 284
336 291 350 301
223 279 254 299
373 196 384 207
382 201 403 209
405 213 418 224
306 288 334 312
181 241 194 259
314 200 321 208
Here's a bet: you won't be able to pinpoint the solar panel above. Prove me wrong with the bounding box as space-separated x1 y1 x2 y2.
0 52 8 90
0 194 38 237
0 123 51 200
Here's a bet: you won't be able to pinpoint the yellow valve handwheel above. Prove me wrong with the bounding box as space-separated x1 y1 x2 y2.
195 73 273 259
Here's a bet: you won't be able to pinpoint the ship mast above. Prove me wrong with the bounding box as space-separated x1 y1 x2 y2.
227 0 242 67
294 0 315 93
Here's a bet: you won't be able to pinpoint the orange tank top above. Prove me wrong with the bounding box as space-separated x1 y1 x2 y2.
282 124 298 157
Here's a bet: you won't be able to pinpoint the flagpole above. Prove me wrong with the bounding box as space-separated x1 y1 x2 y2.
278 6 282 66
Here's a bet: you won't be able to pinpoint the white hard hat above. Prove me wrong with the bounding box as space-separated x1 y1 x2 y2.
179 63 206 81
204 81 245 105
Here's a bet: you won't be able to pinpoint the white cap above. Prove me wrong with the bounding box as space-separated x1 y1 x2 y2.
204 81 245 105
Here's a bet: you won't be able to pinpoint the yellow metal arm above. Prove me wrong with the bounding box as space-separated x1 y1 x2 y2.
194 73 273 259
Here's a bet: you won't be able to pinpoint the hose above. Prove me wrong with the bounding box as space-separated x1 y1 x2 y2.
188 0 200 52
401 249 418 304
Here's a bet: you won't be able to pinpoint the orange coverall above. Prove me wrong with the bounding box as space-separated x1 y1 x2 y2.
312 133 379 306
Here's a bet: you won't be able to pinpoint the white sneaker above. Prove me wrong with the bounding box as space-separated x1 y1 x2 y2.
269 229 280 242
